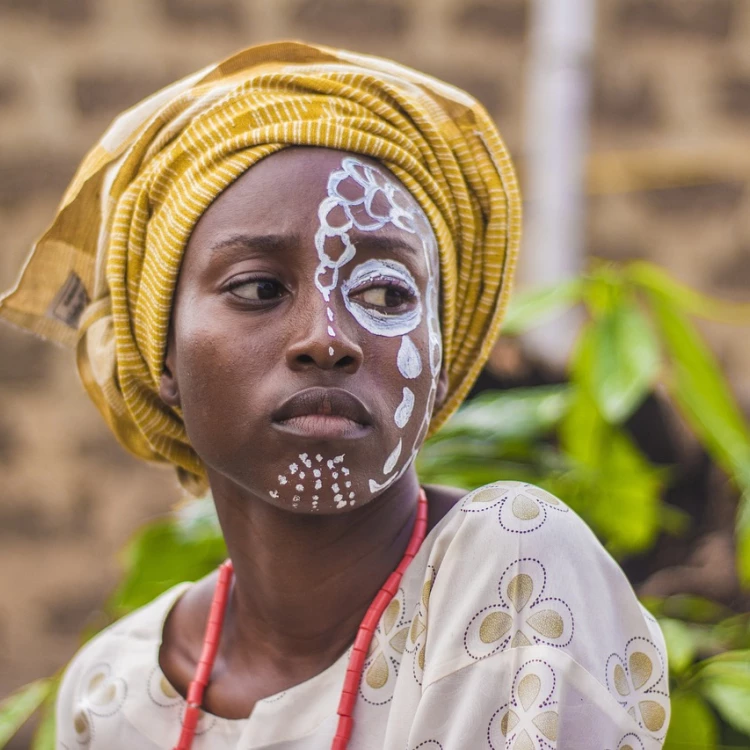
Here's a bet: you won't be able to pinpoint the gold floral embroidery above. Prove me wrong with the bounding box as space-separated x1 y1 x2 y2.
465 559 573 660
606 638 669 738
148 666 182 708
73 663 128 744
406 568 434 684
607 733 646 750
159 676 178 700
462 482 568 534
361 589 410 702
490 661 559 750
73 709 90 741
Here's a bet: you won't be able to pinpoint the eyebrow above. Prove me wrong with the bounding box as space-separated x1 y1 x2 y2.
207 231 423 258
347 233 422 257
208 233 301 256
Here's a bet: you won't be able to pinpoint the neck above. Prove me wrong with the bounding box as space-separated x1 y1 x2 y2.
208 467 422 670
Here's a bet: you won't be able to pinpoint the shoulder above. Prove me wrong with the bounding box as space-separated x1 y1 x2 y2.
430 480 614 572
56 583 190 748
420 482 670 737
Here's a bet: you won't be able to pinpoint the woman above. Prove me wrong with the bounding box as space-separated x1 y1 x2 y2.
0 41 669 749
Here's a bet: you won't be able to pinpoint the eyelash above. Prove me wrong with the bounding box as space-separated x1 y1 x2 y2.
225 276 284 304
350 279 416 310
224 276 416 311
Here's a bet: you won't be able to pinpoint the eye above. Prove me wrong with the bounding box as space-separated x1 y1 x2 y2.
352 282 416 312
227 278 284 302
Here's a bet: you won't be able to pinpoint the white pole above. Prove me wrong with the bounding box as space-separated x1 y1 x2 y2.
521 0 596 369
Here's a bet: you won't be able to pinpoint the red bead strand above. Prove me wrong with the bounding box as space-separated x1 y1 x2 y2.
173 559 234 750
331 488 428 748
173 488 428 750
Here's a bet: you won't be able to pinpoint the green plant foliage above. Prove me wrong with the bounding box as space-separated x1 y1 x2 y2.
661 617 700 676
664 691 718 750
644 294 750 583
557 388 664 555
0 680 53 748
583 298 661 423
30 684 58 750
627 262 750 325
500 278 584 335
110 512 226 616
697 652 750 735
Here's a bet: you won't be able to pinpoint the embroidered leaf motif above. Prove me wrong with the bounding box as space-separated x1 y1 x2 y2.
479 612 513 644
366 653 389 689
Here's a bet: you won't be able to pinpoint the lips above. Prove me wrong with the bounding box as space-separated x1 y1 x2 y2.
272 387 372 439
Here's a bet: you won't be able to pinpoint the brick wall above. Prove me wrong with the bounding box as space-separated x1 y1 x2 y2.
0 0 748 722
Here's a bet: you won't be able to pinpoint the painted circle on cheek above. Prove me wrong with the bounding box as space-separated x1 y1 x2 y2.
341 258 422 337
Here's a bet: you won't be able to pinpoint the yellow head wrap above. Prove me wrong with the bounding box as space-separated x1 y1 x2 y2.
0 41 521 494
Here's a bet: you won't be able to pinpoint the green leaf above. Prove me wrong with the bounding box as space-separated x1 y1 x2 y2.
698 652 750 736
110 516 226 615
628 261 750 325
578 299 661 423
431 386 571 443
644 291 750 582
0 679 53 748
174 495 222 543
30 684 58 750
559 389 663 555
501 279 584 335
660 617 698 675
737 490 750 588
659 595 733 625
663 691 718 750
712 613 750 652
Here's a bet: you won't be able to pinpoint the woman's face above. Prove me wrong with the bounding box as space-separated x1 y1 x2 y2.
163 147 443 514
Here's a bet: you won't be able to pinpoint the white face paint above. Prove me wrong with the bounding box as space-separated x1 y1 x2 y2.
341 259 422 337
271 452 355 509
269 155 442 509
315 157 442 498
383 439 402 474
394 387 415 428
396 335 423 379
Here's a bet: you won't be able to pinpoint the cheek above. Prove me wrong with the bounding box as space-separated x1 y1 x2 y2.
366 324 439 492
173 315 266 450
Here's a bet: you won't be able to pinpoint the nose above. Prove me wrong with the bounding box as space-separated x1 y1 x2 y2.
285 297 363 374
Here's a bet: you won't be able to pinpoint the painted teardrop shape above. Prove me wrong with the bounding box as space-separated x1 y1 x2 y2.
394 387 415 428
383 439 402 475
397 335 422 379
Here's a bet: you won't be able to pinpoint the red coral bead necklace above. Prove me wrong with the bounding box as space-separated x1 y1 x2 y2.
173 487 429 750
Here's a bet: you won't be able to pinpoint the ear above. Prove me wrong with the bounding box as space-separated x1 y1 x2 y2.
159 342 181 408
433 367 449 413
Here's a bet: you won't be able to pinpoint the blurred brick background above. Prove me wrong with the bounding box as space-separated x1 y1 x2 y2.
1 0 749 723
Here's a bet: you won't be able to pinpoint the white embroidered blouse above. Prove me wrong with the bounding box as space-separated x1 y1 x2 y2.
56 482 671 749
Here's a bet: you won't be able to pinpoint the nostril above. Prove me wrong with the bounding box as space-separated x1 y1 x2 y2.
296 354 315 364
335 355 356 369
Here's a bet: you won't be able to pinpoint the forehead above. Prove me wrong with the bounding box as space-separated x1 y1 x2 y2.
190 147 426 242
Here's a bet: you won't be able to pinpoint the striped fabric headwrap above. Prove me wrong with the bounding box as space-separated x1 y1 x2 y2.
0 41 521 494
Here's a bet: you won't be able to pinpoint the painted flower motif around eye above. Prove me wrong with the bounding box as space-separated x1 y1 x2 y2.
605 637 670 738
359 589 411 705
489 660 559 750
405 567 435 685
329 157 418 234
461 482 568 534
464 558 574 660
